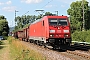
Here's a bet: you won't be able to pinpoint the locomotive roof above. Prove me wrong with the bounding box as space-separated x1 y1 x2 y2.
47 16 67 18
31 16 68 25
31 18 43 24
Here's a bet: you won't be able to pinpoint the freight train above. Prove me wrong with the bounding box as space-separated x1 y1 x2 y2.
13 15 72 50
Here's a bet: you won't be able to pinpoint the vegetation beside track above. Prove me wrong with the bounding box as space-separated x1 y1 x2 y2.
72 30 90 42
0 41 3 45
8 36 46 60
0 40 10 60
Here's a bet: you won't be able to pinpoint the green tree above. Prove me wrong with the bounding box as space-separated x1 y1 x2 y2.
0 15 6 20
45 12 53 16
15 15 36 31
67 0 90 32
0 15 9 36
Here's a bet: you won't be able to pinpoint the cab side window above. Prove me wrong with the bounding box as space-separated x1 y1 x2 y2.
42 21 44 26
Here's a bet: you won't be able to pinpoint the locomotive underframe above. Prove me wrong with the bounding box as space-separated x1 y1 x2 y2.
46 38 71 49
29 36 71 49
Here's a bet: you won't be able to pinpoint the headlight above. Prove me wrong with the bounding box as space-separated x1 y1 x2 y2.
50 34 54 37
64 30 69 33
50 35 53 37
64 34 68 37
49 30 55 33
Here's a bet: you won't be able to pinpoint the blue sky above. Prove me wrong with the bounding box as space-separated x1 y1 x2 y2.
0 0 90 27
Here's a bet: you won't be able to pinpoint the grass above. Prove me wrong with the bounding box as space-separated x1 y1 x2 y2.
0 41 4 45
0 40 6 52
0 40 10 60
0 42 6 54
8 36 46 60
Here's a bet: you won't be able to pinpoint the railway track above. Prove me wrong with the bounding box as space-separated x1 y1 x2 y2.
21 41 90 60
39 44 90 60
66 50 90 60
59 45 90 60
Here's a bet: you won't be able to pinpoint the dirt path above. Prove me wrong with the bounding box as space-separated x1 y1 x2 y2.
0 40 10 60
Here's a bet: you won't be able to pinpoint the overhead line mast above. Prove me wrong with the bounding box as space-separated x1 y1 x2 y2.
82 0 85 31
15 10 19 26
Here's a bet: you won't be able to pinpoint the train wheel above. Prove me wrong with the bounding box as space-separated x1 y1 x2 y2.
39 41 43 46
26 39 28 42
36 41 39 45
39 41 42 46
29 39 33 43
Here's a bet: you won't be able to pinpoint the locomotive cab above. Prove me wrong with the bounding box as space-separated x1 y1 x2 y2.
47 16 72 49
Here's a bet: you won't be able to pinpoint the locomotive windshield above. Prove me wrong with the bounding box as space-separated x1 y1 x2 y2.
49 18 68 26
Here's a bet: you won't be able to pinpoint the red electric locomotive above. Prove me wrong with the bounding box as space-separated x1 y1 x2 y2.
12 15 71 50
29 15 71 49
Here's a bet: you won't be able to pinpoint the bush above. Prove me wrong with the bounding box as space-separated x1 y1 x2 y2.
3 36 8 40
0 41 3 45
72 30 90 42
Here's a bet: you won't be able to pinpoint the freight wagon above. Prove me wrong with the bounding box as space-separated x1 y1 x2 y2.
23 27 29 42
17 30 24 41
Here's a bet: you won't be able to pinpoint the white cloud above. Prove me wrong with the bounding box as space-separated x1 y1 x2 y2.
21 0 42 4
0 1 12 5
0 2 4 5
6 1 12 5
2 6 16 12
